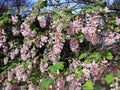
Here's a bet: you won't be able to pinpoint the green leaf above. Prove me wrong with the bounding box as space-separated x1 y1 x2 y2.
85 59 93 64
52 13 61 21
75 70 83 78
106 52 113 60
104 73 115 84
98 1 106 6
88 52 101 59
40 1 47 7
85 8 93 13
21 5 27 11
65 35 71 40
62 8 73 15
30 72 40 84
76 34 84 40
83 80 95 90
48 62 64 74
34 1 47 8
30 77 39 84
60 23 69 31
82 1 106 13
1 70 7 74
53 21 60 28
117 71 120 77
41 57 48 62
0 20 4 26
110 20 116 25
21 84 28 89
39 77 52 90
11 78 17 83
114 27 120 33
79 53 87 59
93 6 100 11
68 68 75 73
4 79 8 83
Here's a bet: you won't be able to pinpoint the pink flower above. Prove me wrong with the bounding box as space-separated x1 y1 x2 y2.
102 31 120 46
70 38 79 54
28 64 32 70
82 67 90 80
53 43 63 54
104 7 109 13
40 62 48 72
9 41 14 48
116 17 120 25
56 77 65 90
22 74 28 81
14 48 19 55
10 53 15 60
8 71 13 81
21 54 27 61
5 82 13 90
4 57 8 65
28 83 38 90
41 35 48 42
15 66 24 81
37 16 46 28
3 46 8 53
12 27 20 36
0 36 6 48
11 15 18 24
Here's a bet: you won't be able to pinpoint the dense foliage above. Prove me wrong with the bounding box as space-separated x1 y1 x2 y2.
0 0 120 90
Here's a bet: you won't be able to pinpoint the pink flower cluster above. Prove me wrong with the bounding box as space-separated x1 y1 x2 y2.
12 27 20 36
28 83 39 90
37 15 46 28
1 4 120 90
70 38 79 54
10 48 19 60
20 44 36 61
66 74 81 90
48 23 64 64
11 15 18 24
56 76 65 90
36 35 48 48
102 30 120 46
81 13 99 45
21 24 35 39
0 29 6 48
116 17 120 25
40 61 48 73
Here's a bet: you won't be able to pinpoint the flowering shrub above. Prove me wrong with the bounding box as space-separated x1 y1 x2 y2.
0 1 120 90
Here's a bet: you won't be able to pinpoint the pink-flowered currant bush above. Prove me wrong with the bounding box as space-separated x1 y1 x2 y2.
0 1 120 90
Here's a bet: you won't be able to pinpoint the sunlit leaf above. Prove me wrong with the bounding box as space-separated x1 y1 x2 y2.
39 77 52 90
114 27 120 33
48 62 64 74
75 70 83 78
104 73 115 84
83 80 95 90
85 59 93 64
88 52 101 59
11 78 17 83
79 53 87 59
106 52 113 60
